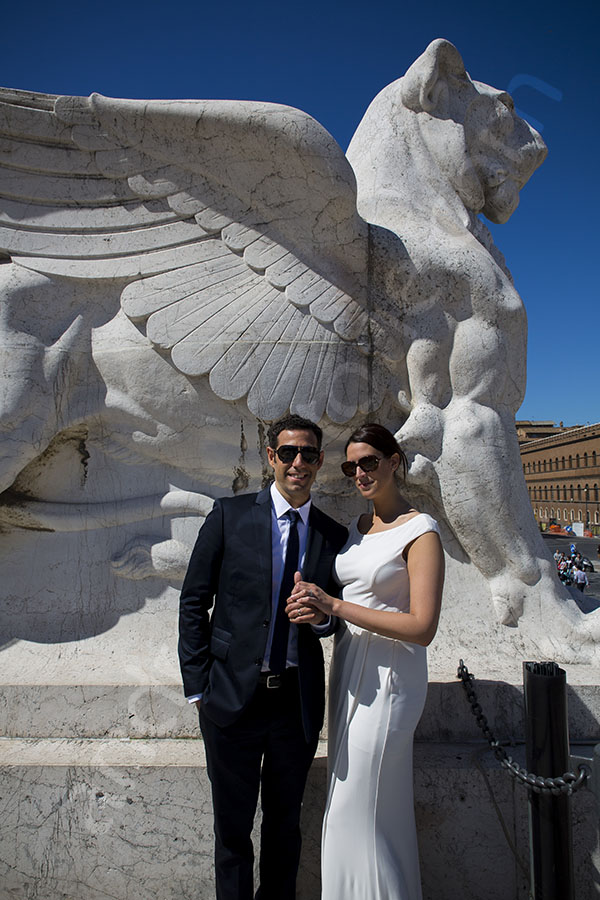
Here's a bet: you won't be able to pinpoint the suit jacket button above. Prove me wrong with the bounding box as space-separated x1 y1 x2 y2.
262 619 269 627
255 657 263 666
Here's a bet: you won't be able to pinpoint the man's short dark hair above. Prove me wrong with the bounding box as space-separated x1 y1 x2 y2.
267 415 323 450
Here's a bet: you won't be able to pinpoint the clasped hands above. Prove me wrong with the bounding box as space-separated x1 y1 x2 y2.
285 571 337 626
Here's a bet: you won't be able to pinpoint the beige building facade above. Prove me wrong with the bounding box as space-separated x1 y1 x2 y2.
516 420 570 444
519 422 600 534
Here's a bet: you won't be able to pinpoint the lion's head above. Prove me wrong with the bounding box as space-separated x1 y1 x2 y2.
348 38 547 225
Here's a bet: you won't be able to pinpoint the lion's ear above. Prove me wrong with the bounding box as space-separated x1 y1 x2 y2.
400 38 466 115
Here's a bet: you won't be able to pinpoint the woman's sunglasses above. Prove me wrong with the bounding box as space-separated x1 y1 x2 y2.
275 445 321 465
341 455 382 477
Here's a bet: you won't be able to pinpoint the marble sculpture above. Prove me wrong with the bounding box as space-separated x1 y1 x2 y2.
1 38 597 662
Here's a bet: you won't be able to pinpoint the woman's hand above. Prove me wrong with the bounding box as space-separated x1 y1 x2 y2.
286 532 444 645
285 572 337 625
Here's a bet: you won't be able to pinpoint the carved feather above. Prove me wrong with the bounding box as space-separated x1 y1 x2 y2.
0 88 403 422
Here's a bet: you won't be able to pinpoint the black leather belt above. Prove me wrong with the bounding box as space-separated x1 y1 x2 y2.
258 668 298 689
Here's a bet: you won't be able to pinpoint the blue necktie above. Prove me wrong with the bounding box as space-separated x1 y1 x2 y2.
269 510 300 674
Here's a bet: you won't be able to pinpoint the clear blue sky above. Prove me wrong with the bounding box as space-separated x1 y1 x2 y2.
2 0 598 426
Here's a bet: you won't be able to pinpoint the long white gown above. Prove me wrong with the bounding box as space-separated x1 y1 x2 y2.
321 513 440 900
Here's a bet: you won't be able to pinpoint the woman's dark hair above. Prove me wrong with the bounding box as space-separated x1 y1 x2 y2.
345 423 407 478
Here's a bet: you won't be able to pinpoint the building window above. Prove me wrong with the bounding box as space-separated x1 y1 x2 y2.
584 452 588 467
593 451 597 467
562 456 566 469
594 483 599 502
564 508 568 520
595 511 599 525
570 484 574 500
545 507 549 518
577 510 582 521
557 509 561 520
550 508 555 517
577 485 582 501
570 510 574 521
576 454 580 468
568 455 572 469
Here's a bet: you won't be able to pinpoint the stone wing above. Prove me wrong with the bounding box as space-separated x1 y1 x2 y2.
0 89 402 422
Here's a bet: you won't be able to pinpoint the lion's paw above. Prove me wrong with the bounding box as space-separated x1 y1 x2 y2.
407 453 437 486
490 574 527 626
111 538 190 581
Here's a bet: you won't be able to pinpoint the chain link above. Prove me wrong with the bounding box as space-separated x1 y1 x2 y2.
457 660 591 796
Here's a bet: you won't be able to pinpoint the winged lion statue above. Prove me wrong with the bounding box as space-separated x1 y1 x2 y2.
1 38 596 662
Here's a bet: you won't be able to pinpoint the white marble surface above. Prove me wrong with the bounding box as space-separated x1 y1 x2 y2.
2 678 599 744
346 39 600 660
1 738 597 900
0 37 598 705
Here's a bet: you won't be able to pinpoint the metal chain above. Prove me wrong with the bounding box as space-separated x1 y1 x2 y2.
457 660 590 796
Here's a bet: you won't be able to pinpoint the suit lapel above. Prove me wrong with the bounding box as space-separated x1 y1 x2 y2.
252 486 273 592
304 505 324 581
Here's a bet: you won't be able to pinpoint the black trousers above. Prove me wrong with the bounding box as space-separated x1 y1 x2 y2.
199 671 318 900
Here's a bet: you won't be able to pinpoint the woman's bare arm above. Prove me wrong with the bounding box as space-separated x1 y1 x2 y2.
287 531 444 646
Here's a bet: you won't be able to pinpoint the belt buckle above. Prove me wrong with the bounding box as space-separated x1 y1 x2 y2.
265 674 281 689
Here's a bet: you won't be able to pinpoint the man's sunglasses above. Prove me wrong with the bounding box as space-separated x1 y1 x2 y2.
275 445 321 465
341 455 382 477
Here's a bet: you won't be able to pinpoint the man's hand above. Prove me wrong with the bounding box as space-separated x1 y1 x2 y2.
286 571 331 625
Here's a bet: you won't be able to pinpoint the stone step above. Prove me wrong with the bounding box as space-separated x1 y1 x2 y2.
2 680 599 743
0 738 597 900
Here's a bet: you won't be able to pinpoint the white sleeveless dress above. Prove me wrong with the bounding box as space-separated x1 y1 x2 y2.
321 513 440 900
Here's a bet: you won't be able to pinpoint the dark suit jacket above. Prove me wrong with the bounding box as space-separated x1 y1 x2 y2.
178 486 348 743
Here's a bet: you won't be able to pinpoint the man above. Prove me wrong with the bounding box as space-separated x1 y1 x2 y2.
573 566 589 593
178 414 347 900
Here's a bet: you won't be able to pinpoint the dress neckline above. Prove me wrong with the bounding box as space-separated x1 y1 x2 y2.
354 511 425 537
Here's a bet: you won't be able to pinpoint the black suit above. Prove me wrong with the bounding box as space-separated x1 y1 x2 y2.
179 486 347 900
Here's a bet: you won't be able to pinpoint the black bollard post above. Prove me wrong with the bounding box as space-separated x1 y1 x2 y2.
524 661 575 900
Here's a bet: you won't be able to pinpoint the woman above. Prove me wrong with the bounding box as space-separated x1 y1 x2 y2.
287 423 444 900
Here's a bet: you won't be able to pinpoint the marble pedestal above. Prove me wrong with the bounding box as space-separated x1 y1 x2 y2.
1 667 599 900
